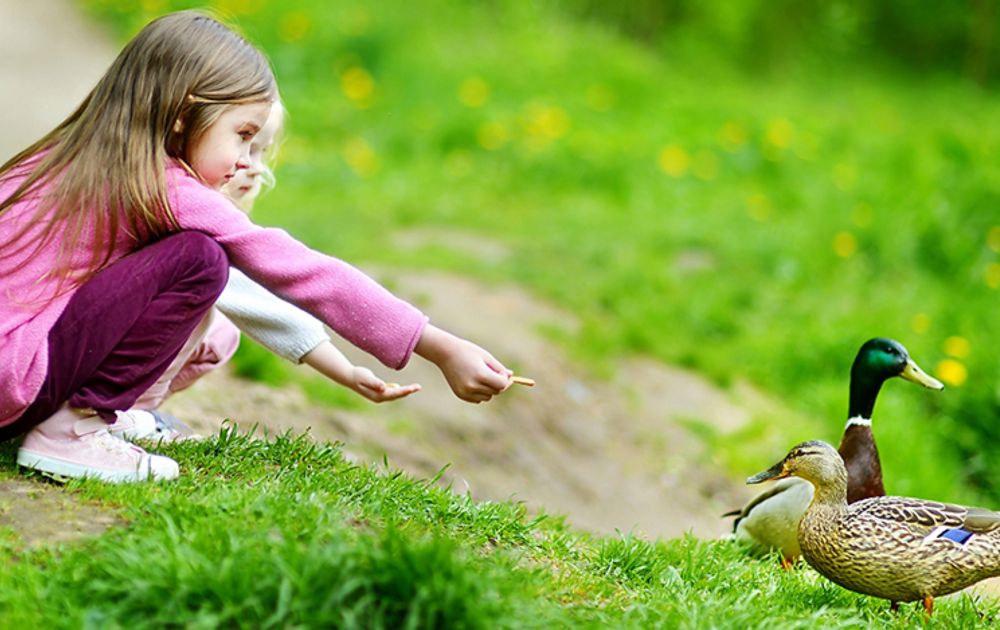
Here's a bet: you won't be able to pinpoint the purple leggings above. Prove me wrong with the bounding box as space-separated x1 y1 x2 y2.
0 232 228 440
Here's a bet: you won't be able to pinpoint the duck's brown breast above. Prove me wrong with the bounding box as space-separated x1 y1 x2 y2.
838 426 885 503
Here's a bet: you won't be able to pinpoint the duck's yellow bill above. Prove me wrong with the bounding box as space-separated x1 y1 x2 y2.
901 359 944 390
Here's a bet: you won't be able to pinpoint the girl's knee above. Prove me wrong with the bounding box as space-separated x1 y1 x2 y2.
164 231 229 296
172 231 227 269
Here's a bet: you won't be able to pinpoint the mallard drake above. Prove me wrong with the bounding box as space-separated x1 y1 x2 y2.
726 338 943 568
748 440 1000 615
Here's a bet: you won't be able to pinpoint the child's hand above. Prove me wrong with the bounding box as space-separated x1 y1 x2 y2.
302 342 419 403
415 324 513 404
351 367 421 403
437 340 512 403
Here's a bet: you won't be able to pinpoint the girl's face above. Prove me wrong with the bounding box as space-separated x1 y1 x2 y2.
187 101 273 189
222 104 284 209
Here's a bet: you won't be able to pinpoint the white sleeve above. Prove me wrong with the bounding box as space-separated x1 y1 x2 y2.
216 268 330 363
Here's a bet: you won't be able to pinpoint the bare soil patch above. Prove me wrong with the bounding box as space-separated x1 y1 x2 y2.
0 478 124 548
164 264 767 539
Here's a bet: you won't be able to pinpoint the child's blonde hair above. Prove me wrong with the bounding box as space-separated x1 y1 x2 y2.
0 10 277 287
224 100 285 214
258 104 287 194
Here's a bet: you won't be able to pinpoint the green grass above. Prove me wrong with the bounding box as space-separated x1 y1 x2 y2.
6 0 998 625
1 430 997 628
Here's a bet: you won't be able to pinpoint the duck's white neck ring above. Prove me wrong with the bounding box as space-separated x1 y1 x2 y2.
845 415 872 428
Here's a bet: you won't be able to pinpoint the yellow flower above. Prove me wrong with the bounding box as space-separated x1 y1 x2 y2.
459 78 490 108
477 121 509 151
935 359 967 387
988 226 1000 252
943 336 971 358
911 313 930 334
340 67 375 105
986 262 1000 289
529 105 570 139
765 118 794 150
745 192 771 222
342 138 379 177
718 122 747 152
833 163 856 191
658 146 689 177
832 231 857 258
215 0 263 15
279 11 311 42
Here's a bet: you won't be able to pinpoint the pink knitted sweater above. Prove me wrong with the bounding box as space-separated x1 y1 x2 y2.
0 161 427 426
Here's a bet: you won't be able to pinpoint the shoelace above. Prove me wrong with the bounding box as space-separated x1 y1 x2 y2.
91 429 145 457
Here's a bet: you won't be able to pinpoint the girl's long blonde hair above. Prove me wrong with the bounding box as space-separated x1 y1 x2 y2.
0 10 276 289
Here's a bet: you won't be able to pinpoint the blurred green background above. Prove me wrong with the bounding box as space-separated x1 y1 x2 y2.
82 0 1000 505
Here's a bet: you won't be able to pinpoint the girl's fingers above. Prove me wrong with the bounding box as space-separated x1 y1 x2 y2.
357 380 420 402
379 382 421 400
479 365 511 392
484 355 512 377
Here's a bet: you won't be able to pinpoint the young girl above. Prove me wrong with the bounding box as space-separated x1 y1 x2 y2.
112 102 420 441
0 10 513 482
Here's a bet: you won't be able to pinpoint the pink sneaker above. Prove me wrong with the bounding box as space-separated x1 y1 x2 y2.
17 407 179 483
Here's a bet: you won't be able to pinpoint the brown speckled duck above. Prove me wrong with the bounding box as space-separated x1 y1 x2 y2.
749 440 1000 615
726 338 943 568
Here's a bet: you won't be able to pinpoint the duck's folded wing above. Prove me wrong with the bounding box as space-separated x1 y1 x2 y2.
724 479 807 527
960 507 1000 533
850 497 1000 534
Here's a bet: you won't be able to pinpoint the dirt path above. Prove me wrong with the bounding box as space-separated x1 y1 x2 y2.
164 263 765 539
0 0 115 162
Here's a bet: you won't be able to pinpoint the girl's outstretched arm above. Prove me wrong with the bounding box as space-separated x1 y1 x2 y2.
414 323 512 404
301 341 420 403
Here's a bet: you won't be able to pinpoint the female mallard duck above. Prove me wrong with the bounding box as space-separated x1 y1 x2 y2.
726 338 943 568
748 440 1000 615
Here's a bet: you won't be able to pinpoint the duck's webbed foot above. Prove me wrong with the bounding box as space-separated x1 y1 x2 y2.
923 595 934 616
779 556 794 571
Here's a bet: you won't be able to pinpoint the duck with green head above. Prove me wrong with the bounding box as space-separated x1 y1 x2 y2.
727 338 943 568
749 440 1000 615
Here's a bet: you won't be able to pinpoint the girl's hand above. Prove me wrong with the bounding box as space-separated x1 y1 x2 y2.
351 367 421 403
415 324 513 404
302 342 419 403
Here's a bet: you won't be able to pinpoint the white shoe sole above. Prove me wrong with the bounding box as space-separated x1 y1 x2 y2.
16 449 179 483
